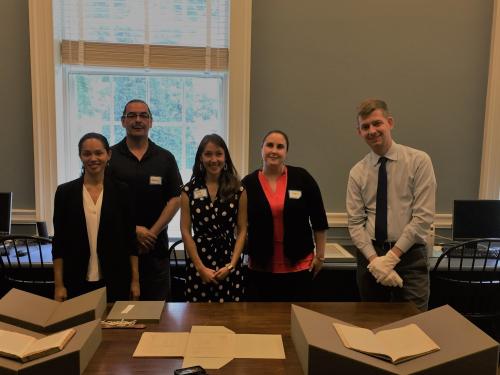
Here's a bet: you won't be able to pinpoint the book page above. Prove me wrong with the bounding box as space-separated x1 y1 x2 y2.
0 329 35 359
23 328 76 359
132 332 189 357
325 243 355 260
376 324 440 363
333 323 391 360
235 334 286 359
184 332 236 358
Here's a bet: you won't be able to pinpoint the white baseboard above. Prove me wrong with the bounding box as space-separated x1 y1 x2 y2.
12 209 37 224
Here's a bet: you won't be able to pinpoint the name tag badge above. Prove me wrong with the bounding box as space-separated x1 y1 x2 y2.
194 188 208 199
150 176 162 185
288 190 302 199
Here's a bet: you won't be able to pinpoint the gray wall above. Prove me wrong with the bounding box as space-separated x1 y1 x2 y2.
250 0 493 213
0 0 494 216
0 0 34 209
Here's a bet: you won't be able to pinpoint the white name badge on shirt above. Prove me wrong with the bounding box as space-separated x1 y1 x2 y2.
194 188 208 199
150 176 162 185
288 190 302 199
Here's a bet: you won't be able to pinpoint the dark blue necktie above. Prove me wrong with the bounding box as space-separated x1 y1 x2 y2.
375 157 388 245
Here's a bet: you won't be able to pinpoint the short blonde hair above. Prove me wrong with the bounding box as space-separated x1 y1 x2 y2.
356 99 391 122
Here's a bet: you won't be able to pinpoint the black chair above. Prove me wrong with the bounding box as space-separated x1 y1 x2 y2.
168 239 186 301
430 238 500 340
0 235 54 298
36 221 49 238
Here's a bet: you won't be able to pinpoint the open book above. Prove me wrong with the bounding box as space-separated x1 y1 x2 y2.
333 323 440 364
0 328 75 363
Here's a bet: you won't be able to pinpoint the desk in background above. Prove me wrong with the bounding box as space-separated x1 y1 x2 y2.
85 301 419 375
3 242 496 304
0 241 448 269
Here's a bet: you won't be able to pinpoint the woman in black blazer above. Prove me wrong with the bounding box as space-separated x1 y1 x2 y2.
242 130 328 301
52 133 139 302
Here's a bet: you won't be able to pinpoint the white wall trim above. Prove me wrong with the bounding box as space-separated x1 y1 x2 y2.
228 0 252 176
480 0 500 199
327 212 452 229
13 209 453 228
29 0 58 232
12 209 37 224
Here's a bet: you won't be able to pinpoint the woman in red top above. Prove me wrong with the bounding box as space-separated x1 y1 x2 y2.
242 130 328 301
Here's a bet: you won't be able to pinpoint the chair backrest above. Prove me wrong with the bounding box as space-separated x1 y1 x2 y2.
168 239 186 301
0 235 54 298
433 238 500 273
431 238 500 320
36 221 49 238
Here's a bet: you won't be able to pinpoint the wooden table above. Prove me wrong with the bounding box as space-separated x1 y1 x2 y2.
85 302 420 374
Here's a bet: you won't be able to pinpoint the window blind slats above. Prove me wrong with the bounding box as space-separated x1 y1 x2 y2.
61 40 228 71
60 0 228 47
59 0 229 72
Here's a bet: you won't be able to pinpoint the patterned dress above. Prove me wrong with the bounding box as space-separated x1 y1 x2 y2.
183 179 245 302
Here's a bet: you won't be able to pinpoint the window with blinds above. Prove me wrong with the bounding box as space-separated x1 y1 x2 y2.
53 0 230 237
54 0 230 185
57 0 229 71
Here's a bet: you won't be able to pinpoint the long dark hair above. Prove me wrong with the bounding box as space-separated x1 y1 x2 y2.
191 134 240 200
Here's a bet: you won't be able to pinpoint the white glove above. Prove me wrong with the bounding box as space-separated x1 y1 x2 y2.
367 250 400 282
379 270 403 288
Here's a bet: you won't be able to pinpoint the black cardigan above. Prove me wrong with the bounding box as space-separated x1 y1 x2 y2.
242 166 328 266
52 175 137 300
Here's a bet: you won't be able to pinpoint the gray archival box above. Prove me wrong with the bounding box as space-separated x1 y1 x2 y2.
291 304 499 375
106 300 164 323
0 288 105 374
0 319 101 375
0 288 106 333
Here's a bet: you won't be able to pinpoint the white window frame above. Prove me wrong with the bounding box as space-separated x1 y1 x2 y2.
28 0 252 233
61 66 228 184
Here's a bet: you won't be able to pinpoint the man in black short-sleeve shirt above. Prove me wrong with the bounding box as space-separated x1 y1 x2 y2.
108 99 182 300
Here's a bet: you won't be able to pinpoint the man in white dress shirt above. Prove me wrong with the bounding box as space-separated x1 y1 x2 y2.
346 99 436 311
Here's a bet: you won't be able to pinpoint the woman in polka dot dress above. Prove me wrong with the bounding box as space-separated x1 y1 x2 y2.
180 134 247 302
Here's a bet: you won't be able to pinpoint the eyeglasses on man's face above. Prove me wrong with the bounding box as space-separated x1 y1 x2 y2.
123 112 151 119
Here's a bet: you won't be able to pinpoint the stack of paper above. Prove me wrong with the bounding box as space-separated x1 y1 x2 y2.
133 325 285 369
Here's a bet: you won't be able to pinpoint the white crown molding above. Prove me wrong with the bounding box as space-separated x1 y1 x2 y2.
327 212 452 229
